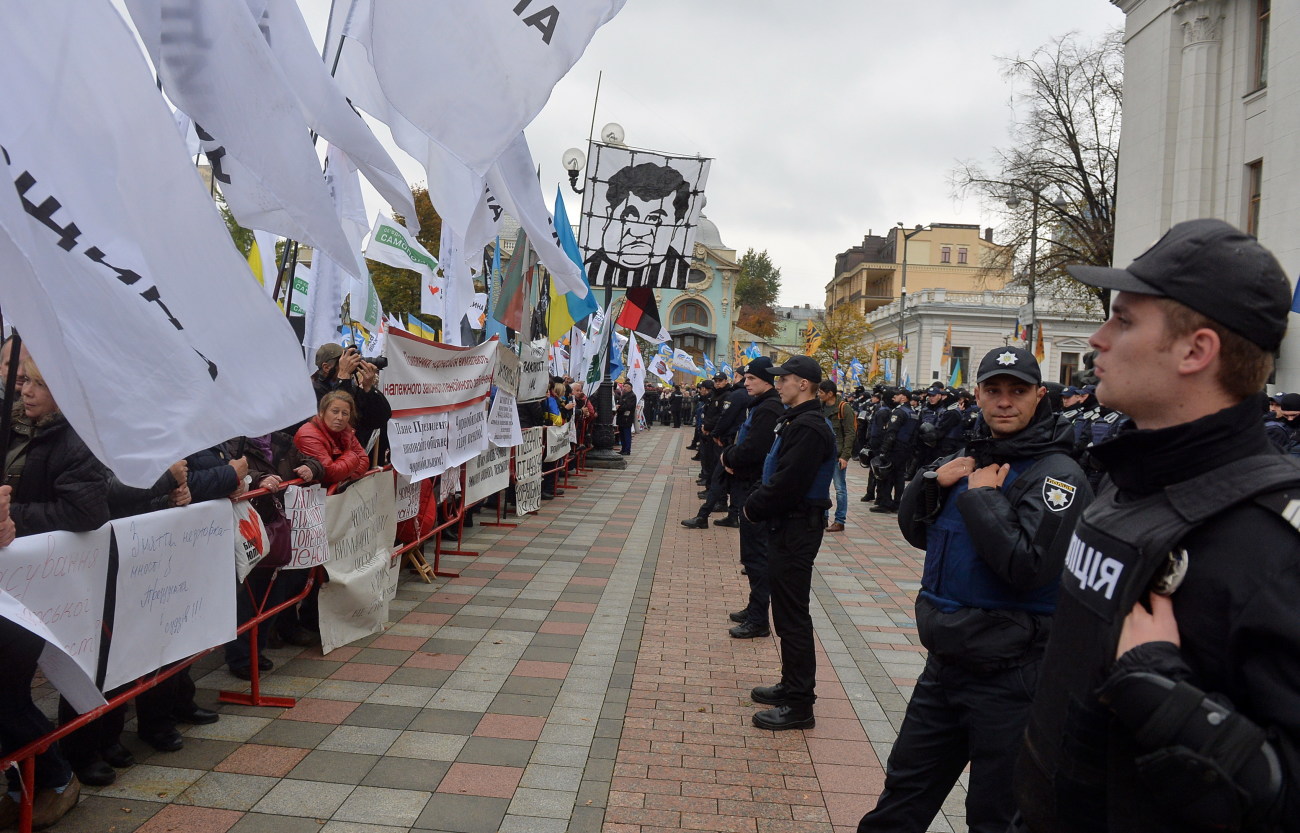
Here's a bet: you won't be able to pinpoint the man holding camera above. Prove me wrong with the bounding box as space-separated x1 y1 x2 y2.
312 343 392 450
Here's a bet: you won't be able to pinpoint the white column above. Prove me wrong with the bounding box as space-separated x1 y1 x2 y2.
1170 0 1226 223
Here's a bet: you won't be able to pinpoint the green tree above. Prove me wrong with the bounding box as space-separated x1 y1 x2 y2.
368 185 445 318
812 306 873 376
734 249 782 338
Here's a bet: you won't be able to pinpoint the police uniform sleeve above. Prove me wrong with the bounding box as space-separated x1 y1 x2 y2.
744 417 833 521
880 411 901 457
1095 524 1300 831
722 399 781 474
956 458 1093 591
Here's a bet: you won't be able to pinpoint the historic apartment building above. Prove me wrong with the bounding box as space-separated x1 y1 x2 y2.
825 223 1012 316
1109 0 1300 383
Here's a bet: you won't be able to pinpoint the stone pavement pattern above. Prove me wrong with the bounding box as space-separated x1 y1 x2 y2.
36 426 965 833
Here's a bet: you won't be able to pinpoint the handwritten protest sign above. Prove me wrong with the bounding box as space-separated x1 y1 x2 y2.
448 403 489 467
382 330 498 416
514 427 544 516
466 444 511 505
319 471 398 654
494 344 520 397
487 391 523 447
440 465 462 503
104 501 237 690
395 475 420 522
284 484 330 570
518 339 549 403
0 526 112 712
545 424 571 463
388 411 450 482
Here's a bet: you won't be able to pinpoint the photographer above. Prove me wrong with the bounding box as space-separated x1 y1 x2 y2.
311 343 392 452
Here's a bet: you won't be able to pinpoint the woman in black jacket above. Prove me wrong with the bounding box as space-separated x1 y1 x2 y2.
2 357 108 828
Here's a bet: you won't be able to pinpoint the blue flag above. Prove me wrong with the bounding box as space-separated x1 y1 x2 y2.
703 355 717 376
1292 280 1300 314
553 188 599 325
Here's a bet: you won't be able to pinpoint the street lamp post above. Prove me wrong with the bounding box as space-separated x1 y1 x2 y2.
1005 185 1066 351
895 223 926 385
563 143 625 469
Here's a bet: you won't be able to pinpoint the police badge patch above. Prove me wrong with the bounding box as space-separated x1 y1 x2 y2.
1042 477 1077 512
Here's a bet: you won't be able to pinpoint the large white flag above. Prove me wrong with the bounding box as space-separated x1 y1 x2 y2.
255 0 418 232
124 0 360 279
363 213 444 321
437 225 480 347
627 335 646 400
0 2 316 487
368 0 628 176
486 133 585 296
305 145 375 357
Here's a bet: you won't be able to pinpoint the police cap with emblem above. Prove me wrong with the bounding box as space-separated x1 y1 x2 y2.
1067 218 1291 352
975 345 1042 386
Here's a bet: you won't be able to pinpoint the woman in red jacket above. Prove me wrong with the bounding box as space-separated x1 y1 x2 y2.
294 391 370 486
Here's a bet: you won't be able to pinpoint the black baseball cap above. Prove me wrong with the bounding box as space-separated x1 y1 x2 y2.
1282 393 1300 411
769 355 822 383
1067 219 1291 351
713 372 727 381
975 346 1042 386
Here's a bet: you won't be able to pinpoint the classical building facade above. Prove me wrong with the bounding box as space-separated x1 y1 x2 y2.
865 288 1104 388
657 214 742 370
1109 0 1300 383
825 224 1013 316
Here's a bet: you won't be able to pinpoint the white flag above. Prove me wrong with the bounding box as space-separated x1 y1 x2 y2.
437 225 479 346
363 212 444 320
648 353 674 384
305 146 375 358
628 336 646 399
0 2 316 487
486 133 584 295
255 0 417 232
124 0 360 279
368 0 628 175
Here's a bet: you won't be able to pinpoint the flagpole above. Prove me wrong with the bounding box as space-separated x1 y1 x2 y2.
0 333 21 467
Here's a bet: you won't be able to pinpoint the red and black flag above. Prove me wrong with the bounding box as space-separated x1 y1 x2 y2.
615 286 669 342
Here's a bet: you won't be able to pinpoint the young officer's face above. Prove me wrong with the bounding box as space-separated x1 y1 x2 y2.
1089 292 1182 424
976 377 1044 437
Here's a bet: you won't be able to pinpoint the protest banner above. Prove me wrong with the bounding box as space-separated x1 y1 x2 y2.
233 503 269 583
388 411 450 483
284 484 330 570
382 330 498 416
395 475 421 522
494 343 521 397
465 444 511 505
518 339 550 402
448 402 489 467
0 526 112 712
104 501 238 691
514 427 544 516
440 465 463 503
545 424 571 463
487 391 524 448
319 471 398 654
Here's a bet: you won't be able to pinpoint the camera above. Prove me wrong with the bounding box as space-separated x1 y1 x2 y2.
344 346 388 369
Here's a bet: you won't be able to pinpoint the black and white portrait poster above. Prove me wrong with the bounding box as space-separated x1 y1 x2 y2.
578 144 711 289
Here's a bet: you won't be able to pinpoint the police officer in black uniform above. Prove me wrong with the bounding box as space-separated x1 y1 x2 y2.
856 346 1091 833
1014 219 1300 833
871 388 917 513
860 387 890 503
742 356 836 731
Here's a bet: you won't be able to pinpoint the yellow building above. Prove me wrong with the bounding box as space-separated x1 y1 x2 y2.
825 223 1012 315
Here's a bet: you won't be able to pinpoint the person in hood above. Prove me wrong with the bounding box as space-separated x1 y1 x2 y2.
856 346 1092 833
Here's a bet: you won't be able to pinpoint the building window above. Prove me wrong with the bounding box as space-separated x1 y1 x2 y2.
949 346 970 383
941 246 952 264
688 268 708 284
1059 352 1081 386
671 300 710 327
1253 0 1270 91
957 247 968 265
1246 160 1263 236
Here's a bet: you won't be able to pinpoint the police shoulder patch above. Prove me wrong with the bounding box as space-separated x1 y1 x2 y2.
1042 476 1077 512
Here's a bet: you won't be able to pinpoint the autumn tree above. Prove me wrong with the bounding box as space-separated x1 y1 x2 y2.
953 29 1121 315
734 249 782 338
368 185 445 318
812 306 873 376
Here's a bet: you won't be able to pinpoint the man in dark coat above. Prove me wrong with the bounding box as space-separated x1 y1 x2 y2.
615 381 637 454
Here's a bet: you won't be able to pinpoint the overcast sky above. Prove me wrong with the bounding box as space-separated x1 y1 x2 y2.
302 1 1126 307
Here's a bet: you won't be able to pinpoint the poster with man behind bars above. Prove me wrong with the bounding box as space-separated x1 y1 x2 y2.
578 144 711 289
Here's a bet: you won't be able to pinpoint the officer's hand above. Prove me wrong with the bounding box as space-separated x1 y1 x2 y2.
967 462 1010 490
1116 592 1181 659
935 456 978 487
839 458 849 470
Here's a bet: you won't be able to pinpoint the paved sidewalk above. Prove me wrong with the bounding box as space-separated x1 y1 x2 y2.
37 426 962 833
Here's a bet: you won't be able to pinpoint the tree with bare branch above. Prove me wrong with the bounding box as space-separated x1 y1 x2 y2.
954 29 1122 316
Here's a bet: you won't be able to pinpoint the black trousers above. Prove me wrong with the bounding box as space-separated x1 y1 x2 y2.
0 620 72 791
767 512 824 706
737 482 769 627
857 655 1041 833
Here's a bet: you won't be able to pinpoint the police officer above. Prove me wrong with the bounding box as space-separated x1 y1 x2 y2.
720 358 786 637
871 388 917 513
1263 391 1300 453
742 355 836 730
933 388 966 458
860 388 890 503
1014 219 1300 833
856 346 1091 833
914 387 947 471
